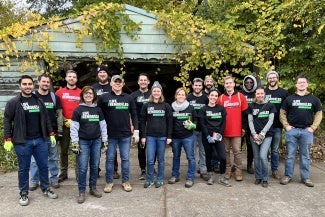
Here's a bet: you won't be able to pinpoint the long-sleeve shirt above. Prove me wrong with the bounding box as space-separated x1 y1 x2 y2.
140 102 173 138
98 91 138 138
172 103 197 139
70 103 107 142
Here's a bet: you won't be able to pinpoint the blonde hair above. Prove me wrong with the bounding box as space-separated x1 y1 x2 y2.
174 87 187 100
224 76 235 83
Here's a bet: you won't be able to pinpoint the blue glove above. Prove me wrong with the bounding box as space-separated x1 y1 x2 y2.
207 136 215 143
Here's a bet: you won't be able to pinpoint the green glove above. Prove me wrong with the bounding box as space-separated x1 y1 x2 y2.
50 135 56 147
64 119 71 128
71 142 81 154
4 140 13 152
184 120 196 130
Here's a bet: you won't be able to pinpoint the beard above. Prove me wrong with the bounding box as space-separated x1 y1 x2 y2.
98 77 109 84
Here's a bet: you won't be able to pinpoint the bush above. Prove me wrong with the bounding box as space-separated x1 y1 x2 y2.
0 112 18 173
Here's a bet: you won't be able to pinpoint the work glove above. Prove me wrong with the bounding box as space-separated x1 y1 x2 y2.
207 135 215 143
183 120 196 130
213 133 223 142
50 135 56 147
4 140 13 152
101 141 108 154
258 132 266 141
71 142 81 155
132 130 140 144
64 119 71 128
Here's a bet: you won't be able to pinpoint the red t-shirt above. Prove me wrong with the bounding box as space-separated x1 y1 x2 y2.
216 92 248 137
56 87 81 119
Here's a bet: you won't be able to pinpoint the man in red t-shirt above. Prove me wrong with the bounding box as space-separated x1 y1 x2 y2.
56 70 81 182
216 76 248 181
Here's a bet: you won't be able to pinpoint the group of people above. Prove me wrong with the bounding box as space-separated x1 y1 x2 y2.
3 67 322 206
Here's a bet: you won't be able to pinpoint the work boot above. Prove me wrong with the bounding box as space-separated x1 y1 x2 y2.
77 193 85 204
235 171 243 181
90 189 102 198
207 172 214 185
200 173 209 181
247 165 254 174
225 171 232 180
272 171 281 179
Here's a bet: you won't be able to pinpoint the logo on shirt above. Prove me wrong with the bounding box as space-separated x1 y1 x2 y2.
266 95 282 104
81 111 100 122
44 102 55 109
253 109 270 118
292 100 312 110
21 102 40 113
148 106 165 117
137 96 149 104
206 111 222 119
108 99 129 110
223 101 240 108
62 93 80 102
189 101 205 110
173 112 191 120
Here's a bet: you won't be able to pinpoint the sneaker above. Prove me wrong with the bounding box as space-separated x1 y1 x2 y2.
155 180 164 188
29 183 39 191
262 181 268 188
280 176 292 185
113 171 120 179
219 176 232 187
168 177 180 184
58 173 68 183
122 182 132 192
19 192 29 206
90 189 102 198
272 171 281 179
213 163 220 173
138 170 146 180
185 180 194 188
43 188 58 199
144 181 154 188
207 172 214 185
104 183 114 193
50 181 60 189
301 179 314 187
225 171 232 180
77 193 85 204
255 179 262 185
200 173 209 181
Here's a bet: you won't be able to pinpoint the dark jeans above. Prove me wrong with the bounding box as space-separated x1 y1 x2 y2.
137 142 146 170
242 132 254 167
202 137 226 174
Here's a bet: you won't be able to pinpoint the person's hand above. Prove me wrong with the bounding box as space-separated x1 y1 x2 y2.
64 119 71 128
207 136 215 143
4 140 13 152
141 138 146 148
101 141 108 154
285 125 293 131
50 135 56 147
183 120 196 130
258 132 266 141
71 142 81 154
166 138 172 145
132 130 140 144
213 133 223 142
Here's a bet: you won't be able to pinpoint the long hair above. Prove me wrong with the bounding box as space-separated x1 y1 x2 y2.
80 86 98 104
149 88 165 103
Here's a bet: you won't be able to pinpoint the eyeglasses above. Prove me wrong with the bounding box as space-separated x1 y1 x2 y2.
84 92 94 95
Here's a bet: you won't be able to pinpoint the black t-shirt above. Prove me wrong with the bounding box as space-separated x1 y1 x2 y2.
281 93 322 128
265 87 289 128
248 102 276 137
197 104 227 138
21 96 42 139
92 83 112 96
35 92 62 131
72 105 105 140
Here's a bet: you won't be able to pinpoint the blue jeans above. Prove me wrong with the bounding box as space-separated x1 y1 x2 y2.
77 138 101 193
30 138 59 184
194 131 207 173
14 137 49 194
105 137 131 183
251 137 272 181
270 128 282 172
146 136 166 182
284 128 313 180
171 136 196 181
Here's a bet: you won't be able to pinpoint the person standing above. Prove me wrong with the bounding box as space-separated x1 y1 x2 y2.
4 75 58 206
248 87 276 188
92 65 120 179
280 75 322 187
130 73 151 180
70 86 108 203
265 70 289 179
217 76 248 181
140 81 173 188
198 88 231 187
187 77 209 181
98 75 139 193
168 87 197 188
29 74 63 191
204 75 215 94
241 75 258 174
55 69 82 182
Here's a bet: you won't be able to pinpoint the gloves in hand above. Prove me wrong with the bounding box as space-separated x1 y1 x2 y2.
64 119 71 128
207 135 215 143
213 133 223 142
183 120 196 130
132 130 140 144
50 135 56 147
71 142 81 154
4 140 13 152
258 132 266 141
101 141 108 154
